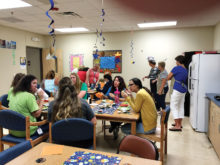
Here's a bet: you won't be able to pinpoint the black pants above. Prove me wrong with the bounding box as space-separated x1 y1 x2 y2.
155 86 169 110
150 79 157 97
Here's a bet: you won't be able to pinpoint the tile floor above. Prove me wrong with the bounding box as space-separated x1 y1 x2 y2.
95 116 220 165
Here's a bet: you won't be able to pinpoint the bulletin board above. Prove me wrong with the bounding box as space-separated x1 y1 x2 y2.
93 50 122 73
69 54 84 72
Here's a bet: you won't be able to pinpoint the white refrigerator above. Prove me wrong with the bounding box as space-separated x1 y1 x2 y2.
188 54 220 132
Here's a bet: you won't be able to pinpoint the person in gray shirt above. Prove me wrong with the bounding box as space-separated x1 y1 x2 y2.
152 61 169 111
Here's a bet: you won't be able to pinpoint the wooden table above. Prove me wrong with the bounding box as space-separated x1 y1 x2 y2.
6 142 161 165
94 100 140 135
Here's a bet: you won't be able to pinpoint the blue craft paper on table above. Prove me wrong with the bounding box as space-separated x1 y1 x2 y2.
64 151 121 165
92 104 119 115
100 56 115 69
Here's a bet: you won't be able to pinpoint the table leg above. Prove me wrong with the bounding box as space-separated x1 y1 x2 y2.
131 121 136 135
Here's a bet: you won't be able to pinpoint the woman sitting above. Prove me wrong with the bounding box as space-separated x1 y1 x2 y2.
108 76 127 139
42 70 59 96
48 77 96 147
8 75 48 137
70 72 88 100
95 74 112 99
7 73 25 104
121 78 157 135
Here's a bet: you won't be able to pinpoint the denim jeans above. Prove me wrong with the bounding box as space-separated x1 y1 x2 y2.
121 122 156 135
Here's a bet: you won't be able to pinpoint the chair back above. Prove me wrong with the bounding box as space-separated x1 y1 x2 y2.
0 141 32 164
0 110 26 131
0 94 9 108
51 118 94 144
117 135 159 160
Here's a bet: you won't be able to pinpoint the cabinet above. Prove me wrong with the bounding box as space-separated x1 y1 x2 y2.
208 101 220 158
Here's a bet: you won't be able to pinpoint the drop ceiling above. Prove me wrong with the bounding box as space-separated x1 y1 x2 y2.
0 0 220 35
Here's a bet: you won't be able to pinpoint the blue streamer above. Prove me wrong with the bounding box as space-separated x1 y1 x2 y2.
46 0 56 47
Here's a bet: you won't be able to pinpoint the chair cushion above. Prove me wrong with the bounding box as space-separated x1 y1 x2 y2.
1 134 42 144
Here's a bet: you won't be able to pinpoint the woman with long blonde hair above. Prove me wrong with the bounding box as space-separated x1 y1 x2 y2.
70 72 88 99
50 77 96 124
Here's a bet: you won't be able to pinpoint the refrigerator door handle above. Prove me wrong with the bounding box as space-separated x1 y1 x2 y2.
188 63 192 92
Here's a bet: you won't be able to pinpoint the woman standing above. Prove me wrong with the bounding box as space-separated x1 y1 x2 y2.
8 75 47 137
43 70 59 96
121 78 157 134
142 59 160 98
167 55 188 131
85 64 100 89
70 72 88 100
154 61 169 112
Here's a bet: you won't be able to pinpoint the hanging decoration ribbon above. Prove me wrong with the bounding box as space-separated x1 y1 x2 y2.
93 0 106 60
99 8 106 47
45 0 58 47
130 39 135 64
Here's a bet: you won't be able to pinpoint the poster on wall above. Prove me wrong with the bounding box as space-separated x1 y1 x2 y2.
0 39 6 48
93 50 122 73
6 40 11 49
11 41 16 49
20 57 26 69
69 54 84 72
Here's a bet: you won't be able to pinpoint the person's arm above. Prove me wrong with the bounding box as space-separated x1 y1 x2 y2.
109 93 115 99
54 77 59 86
78 83 87 98
85 69 91 86
158 78 167 95
90 117 97 125
78 91 86 98
167 72 173 81
126 92 143 113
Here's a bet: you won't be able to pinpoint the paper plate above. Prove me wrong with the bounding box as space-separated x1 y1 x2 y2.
118 106 130 112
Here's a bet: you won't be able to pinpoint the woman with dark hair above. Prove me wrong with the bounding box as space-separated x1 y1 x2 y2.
109 76 126 102
108 76 127 139
167 55 188 131
121 78 157 134
8 73 25 102
8 75 47 137
48 77 96 147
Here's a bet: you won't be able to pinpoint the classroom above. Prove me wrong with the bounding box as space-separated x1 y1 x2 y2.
0 0 220 165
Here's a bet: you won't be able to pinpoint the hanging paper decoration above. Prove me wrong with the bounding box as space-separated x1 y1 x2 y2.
93 0 106 56
130 39 135 64
45 0 58 47
12 49 16 65
99 8 106 47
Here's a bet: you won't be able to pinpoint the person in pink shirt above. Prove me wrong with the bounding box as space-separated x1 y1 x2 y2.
85 64 100 89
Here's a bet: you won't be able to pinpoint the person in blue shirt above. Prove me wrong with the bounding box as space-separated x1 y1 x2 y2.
167 55 188 131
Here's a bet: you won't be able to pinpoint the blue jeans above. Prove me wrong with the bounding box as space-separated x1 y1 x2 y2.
121 122 156 135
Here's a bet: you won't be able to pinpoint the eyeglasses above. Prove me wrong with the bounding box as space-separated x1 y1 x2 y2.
128 83 134 87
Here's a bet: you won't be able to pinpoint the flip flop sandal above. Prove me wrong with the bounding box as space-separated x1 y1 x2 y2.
171 123 183 128
169 127 182 131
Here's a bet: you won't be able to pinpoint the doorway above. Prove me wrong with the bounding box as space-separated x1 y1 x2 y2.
26 47 43 82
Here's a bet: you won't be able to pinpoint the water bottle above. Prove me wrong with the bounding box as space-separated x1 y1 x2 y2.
114 89 120 105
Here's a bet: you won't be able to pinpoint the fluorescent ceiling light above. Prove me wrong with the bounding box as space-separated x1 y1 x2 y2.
55 27 89 33
0 0 32 10
138 21 177 28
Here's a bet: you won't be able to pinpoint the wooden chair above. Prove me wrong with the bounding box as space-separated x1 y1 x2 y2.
137 106 170 164
0 110 49 151
49 118 96 150
0 140 32 164
117 135 159 160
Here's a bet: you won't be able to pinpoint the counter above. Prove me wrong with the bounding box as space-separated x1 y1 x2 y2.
206 93 220 159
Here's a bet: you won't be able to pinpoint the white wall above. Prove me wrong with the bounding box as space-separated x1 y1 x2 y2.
56 26 214 89
214 22 220 51
0 25 49 96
